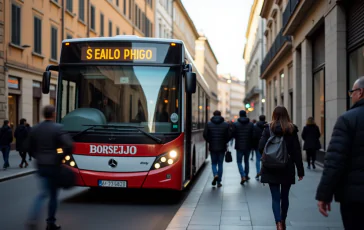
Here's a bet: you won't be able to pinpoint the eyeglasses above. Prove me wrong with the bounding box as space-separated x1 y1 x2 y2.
348 88 362 97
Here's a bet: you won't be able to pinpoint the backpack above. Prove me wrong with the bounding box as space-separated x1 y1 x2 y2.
261 126 289 169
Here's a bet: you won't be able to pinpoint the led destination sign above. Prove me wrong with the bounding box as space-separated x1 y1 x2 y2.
80 47 157 62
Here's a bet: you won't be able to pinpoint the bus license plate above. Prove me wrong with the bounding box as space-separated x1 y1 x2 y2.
98 180 127 188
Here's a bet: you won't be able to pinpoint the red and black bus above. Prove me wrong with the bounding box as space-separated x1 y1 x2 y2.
41 36 211 190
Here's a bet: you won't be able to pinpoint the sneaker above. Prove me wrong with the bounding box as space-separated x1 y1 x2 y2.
307 165 311 170
217 183 222 188
212 175 218 186
255 174 260 180
46 223 61 230
312 164 316 169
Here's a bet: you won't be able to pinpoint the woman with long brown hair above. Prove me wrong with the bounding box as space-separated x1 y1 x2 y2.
259 106 304 230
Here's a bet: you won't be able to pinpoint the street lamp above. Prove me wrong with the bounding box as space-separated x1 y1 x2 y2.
261 98 266 103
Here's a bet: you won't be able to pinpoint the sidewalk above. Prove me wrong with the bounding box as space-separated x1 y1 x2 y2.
167 150 344 230
0 151 36 182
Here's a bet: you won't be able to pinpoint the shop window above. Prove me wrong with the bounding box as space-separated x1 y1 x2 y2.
349 45 364 107
33 81 41 125
8 95 18 137
313 69 325 150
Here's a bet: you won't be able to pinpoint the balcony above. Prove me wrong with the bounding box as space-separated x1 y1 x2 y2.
282 0 300 29
282 0 317 35
244 86 262 103
260 28 292 79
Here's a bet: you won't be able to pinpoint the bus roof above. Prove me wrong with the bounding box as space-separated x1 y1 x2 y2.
62 35 184 45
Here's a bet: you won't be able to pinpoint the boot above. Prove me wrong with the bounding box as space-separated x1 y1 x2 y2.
46 223 61 230
276 222 283 230
240 177 247 185
282 220 286 230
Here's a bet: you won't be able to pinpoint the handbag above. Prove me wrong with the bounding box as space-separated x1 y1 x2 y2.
56 165 76 189
225 150 232 163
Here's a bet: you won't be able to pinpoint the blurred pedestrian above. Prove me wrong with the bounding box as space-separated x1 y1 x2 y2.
232 110 254 184
25 105 73 230
316 76 364 229
15 118 29 168
203 110 231 188
25 123 32 161
259 106 304 230
301 117 321 169
251 115 267 180
0 120 13 169
250 119 257 161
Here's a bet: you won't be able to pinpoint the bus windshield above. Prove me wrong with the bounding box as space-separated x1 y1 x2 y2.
58 65 181 134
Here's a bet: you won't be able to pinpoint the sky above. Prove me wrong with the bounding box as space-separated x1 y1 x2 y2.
182 0 254 81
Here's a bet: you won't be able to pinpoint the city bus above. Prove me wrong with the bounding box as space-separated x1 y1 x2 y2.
41 35 211 190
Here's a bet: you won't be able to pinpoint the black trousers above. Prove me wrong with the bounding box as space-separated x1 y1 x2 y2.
340 202 364 230
306 149 316 165
19 151 27 165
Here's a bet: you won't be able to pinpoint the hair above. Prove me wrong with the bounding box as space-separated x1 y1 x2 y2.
259 115 266 121
213 110 221 116
270 106 294 134
355 76 364 88
306 117 316 125
43 105 55 119
252 119 257 123
3 120 9 126
20 118 26 125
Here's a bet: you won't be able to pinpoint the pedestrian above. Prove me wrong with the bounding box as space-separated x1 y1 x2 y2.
25 105 73 230
251 115 267 180
25 123 32 161
203 110 231 188
301 117 321 169
259 106 304 230
250 119 257 161
14 118 29 168
232 110 254 184
0 120 13 169
316 76 364 229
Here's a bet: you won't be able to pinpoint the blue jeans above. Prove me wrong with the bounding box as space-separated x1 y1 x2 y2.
253 148 262 174
1 145 10 167
29 167 60 224
210 152 225 182
269 183 291 222
236 150 250 178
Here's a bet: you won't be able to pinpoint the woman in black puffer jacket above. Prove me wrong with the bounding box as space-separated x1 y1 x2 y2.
259 106 304 230
301 117 321 169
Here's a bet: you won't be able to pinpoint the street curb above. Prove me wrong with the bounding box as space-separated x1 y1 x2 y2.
0 169 36 183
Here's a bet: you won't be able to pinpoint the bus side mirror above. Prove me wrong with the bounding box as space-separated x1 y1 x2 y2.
186 72 196 94
42 71 51 94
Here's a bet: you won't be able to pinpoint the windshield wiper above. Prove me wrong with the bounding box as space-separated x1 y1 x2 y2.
73 124 163 144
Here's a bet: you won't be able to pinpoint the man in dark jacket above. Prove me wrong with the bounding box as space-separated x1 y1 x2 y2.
26 105 73 230
0 120 13 169
251 115 267 179
316 76 364 229
15 118 29 168
203 110 231 187
232 110 254 184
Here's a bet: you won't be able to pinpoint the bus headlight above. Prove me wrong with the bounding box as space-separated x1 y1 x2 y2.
62 154 78 168
152 150 179 170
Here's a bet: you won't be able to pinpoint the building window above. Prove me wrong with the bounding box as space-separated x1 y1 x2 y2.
66 0 73 12
34 17 42 54
129 0 132 20
349 46 364 107
288 64 293 89
11 4 21 45
116 26 120 35
51 26 58 60
90 5 95 30
313 69 325 150
109 21 112 36
123 0 127 15
100 13 104 36
78 0 85 21
116 0 119 6
66 34 72 39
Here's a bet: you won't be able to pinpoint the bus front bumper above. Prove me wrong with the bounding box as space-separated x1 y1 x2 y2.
68 162 183 190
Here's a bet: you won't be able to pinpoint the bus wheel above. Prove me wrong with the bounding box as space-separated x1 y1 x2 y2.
192 148 197 175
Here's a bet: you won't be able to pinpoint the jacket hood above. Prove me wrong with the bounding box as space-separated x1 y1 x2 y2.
211 116 224 124
266 122 298 136
256 121 266 129
238 117 250 124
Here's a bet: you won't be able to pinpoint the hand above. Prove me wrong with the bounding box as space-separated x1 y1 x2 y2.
318 201 331 217
298 176 303 181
